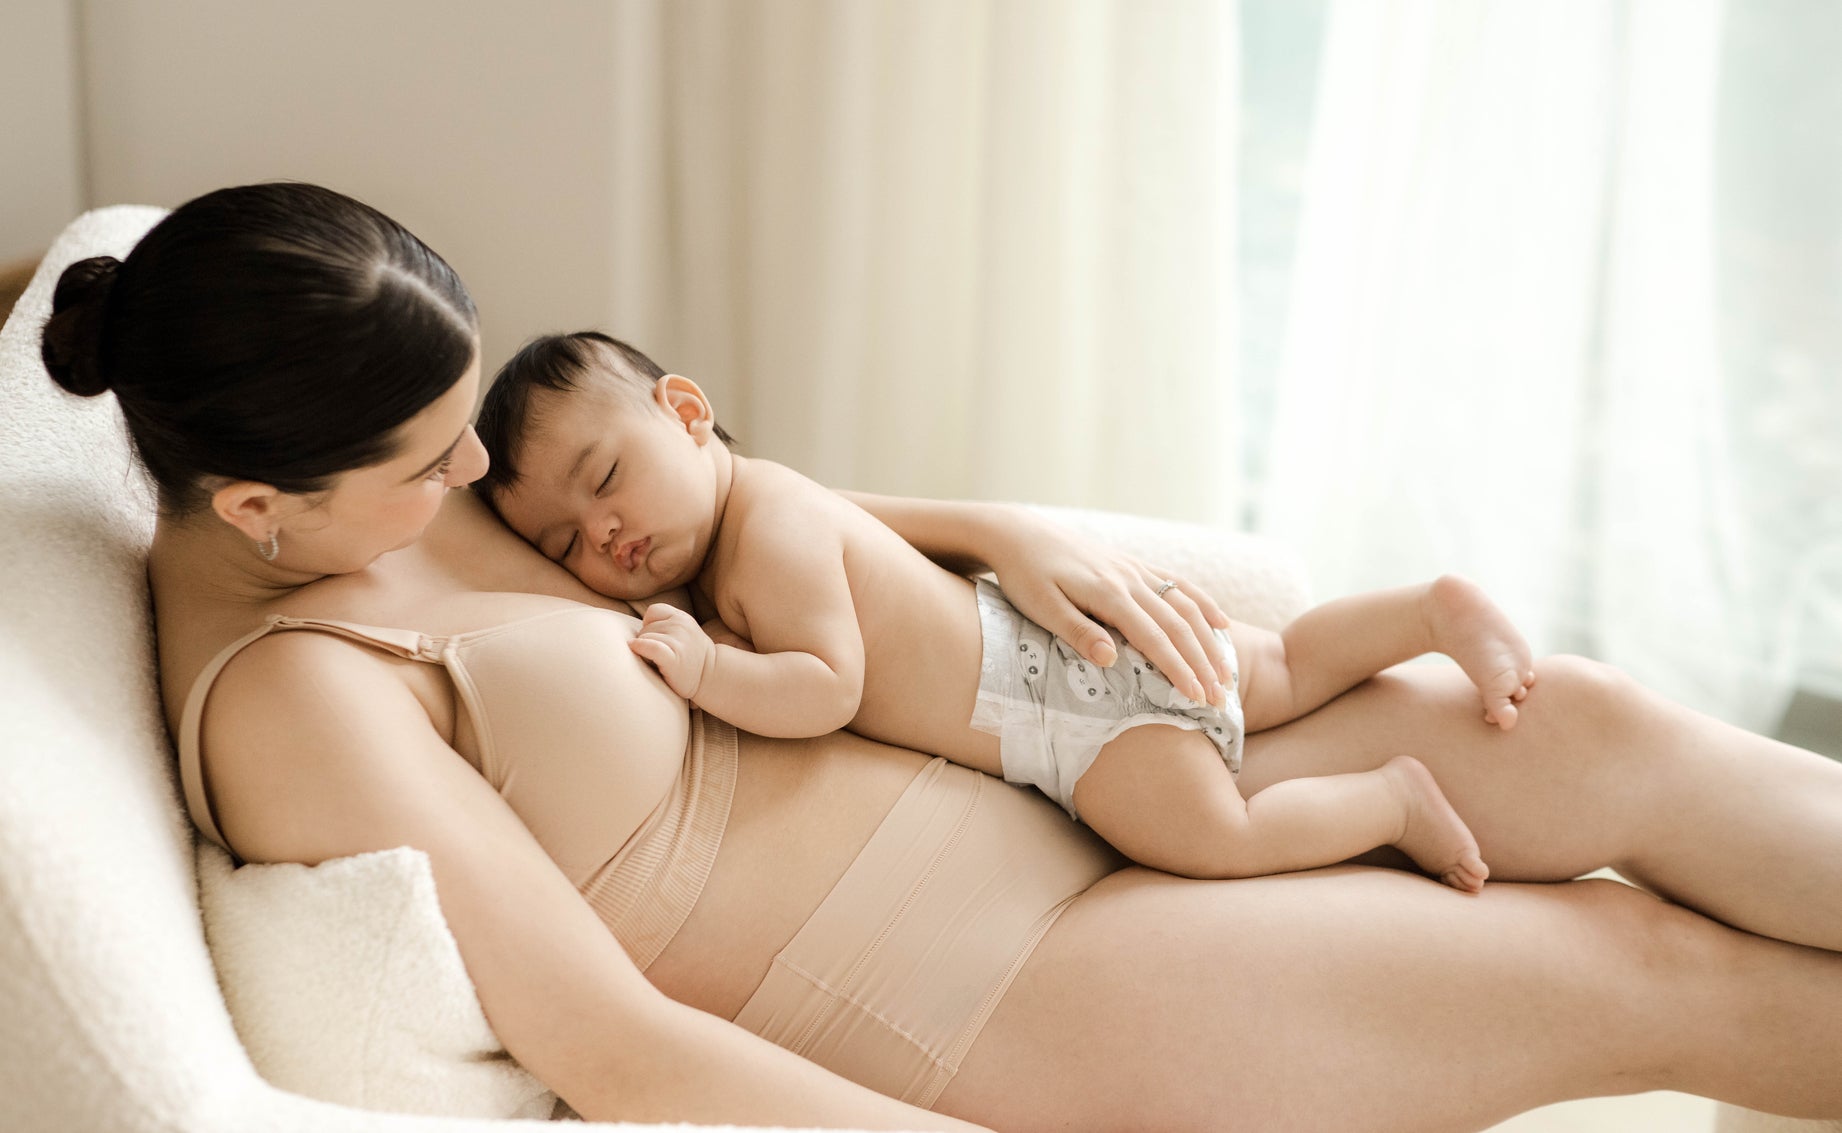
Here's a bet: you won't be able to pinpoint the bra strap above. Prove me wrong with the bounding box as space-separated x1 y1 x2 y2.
175 615 443 856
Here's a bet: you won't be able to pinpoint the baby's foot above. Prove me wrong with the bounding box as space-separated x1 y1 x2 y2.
1381 755 1488 893
1423 574 1536 730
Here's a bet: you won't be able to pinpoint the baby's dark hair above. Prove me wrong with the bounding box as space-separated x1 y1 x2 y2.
474 331 734 506
39 181 477 514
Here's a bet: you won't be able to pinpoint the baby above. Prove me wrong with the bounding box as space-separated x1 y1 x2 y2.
476 332 1537 891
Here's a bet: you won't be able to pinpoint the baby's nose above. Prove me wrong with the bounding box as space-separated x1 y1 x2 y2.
592 514 620 553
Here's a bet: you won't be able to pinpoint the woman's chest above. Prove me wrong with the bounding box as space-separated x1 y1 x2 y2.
416 603 694 884
245 580 696 886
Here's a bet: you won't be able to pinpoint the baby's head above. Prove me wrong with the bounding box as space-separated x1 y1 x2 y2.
476 331 735 599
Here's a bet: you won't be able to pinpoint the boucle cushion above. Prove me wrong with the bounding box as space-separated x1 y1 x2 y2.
195 844 557 1120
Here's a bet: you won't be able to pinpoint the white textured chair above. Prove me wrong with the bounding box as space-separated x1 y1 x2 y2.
3 207 1832 1133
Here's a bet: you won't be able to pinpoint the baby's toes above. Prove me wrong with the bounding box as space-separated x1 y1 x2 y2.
1442 859 1487 894
1482 686 1519 728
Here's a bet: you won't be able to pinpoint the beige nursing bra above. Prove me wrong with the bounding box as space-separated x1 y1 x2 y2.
176 606 736 970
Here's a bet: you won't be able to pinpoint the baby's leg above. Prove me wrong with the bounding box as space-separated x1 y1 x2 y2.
1424 574 1537 728
1071 725 1489 890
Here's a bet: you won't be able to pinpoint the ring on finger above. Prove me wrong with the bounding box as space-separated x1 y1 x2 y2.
1154 579 1178 597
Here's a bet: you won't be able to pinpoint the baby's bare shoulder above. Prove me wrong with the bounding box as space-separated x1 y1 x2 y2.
728 459 870 537
737 457 845 503
714 459 851 578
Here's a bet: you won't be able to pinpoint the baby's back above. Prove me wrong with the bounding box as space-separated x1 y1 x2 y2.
712 460 1002 772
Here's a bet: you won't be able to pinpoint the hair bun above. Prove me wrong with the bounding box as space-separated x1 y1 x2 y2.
41 256 123 397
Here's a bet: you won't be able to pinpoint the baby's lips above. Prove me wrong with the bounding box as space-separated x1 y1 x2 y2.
616 535 650 570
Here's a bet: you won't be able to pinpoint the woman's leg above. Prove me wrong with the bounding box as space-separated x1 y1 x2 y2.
939 866 1842 1133
1235 655 1842 950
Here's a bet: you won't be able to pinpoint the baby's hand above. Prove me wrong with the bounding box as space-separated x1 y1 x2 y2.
1421 574 1536 729
630 604 717 700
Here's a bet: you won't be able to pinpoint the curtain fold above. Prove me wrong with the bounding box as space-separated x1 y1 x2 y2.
604 0 1241 523
1259 0 1791 729
599 0 1827 731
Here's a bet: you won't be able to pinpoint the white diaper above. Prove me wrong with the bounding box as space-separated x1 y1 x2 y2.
969 579 1244 820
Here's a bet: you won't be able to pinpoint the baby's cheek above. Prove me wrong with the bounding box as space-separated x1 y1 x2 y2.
571 559 647 602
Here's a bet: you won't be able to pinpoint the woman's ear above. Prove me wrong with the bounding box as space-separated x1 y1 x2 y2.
655 374 719 444
210 480 290 543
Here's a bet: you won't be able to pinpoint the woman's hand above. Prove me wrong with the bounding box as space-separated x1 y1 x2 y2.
979 509 1234 705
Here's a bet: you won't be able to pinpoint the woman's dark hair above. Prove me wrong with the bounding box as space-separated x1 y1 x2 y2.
39 182 478 514
473 331 734 507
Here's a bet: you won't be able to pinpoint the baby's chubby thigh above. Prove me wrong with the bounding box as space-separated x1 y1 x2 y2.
1070 722 1251 876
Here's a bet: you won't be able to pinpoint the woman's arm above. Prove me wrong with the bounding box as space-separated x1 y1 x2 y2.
843 491 1233 704
201 633 986 1130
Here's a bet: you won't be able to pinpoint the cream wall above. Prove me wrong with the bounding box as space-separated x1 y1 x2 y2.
78 0 625 380
1 0 84 264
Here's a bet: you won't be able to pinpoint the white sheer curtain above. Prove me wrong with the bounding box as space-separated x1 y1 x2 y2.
603 0 1240 522
594 0 1833 731
1258 0 1797 730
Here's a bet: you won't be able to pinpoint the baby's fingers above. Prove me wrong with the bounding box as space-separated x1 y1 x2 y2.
640 603 691 630
629 634 675 669
630 634 693 693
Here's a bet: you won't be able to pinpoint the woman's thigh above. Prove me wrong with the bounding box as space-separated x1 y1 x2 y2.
1234 657 1842 951
1235 658 1640 882
938 865 1842 1133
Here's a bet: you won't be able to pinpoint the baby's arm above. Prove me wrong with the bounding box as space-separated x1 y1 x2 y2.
1236 575 1535 733
629 523 865 739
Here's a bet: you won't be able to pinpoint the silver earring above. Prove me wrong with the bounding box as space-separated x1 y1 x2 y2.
256 531 280 562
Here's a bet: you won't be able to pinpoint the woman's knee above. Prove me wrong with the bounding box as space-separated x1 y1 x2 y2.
1530 655 1694 821
1534 654 1653 740
1550 878 1732 1087
1538 653 1637 704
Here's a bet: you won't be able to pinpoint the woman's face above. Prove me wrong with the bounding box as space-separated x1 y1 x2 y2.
280 354 488 573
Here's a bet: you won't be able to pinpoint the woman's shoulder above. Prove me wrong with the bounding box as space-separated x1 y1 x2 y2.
195 615 445 753
189 624 446 861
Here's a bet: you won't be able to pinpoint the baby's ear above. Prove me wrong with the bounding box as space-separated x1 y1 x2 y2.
655 374 718 442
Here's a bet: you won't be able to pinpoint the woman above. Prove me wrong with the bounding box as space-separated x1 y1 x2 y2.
40 183 1842 1132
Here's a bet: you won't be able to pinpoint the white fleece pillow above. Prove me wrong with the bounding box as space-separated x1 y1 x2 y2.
195 843 558 1120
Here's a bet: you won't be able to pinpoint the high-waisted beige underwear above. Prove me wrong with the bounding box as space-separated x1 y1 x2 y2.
731 756 1122 1107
